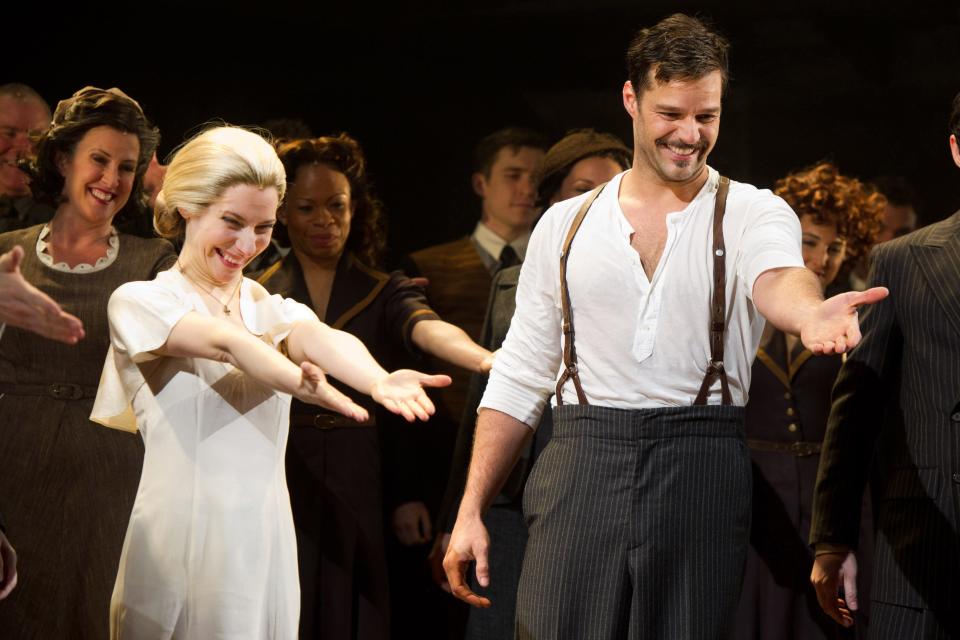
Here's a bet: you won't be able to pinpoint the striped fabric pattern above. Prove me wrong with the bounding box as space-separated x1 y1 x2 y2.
516 404 751 640
811 211 960 636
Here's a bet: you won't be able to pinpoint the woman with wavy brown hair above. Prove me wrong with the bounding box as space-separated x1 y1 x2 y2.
0 86 175 638
257 133 492 640
733 161 884 639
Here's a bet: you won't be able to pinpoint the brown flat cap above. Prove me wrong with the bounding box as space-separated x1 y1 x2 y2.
536 128 631 189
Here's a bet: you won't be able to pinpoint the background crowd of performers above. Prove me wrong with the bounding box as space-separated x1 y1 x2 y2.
0 11 957 640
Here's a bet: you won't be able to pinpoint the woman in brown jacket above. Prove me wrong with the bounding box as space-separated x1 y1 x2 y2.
733 162 884 639
257 133 492 640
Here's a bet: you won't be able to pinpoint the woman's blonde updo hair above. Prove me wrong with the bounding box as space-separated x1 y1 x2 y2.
154 126 286 239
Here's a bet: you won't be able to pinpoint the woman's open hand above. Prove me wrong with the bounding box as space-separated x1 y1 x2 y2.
295 361 369 422
371 370 451 422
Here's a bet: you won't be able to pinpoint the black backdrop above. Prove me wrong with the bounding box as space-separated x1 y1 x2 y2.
13 1 960 265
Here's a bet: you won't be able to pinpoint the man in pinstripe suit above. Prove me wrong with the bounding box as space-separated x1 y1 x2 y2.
444 13 888 640
810 94 960 639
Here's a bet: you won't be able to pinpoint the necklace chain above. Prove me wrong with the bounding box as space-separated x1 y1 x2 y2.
176 261 242 315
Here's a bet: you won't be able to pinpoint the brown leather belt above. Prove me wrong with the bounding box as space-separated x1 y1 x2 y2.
0 382 98 400
747 438 822 457
289 412 376 430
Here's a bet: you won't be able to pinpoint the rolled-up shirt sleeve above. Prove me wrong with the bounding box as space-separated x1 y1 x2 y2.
737 191 804 300
479 205 566 429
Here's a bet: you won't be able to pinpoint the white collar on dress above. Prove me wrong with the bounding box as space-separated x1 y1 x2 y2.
36 224 119 274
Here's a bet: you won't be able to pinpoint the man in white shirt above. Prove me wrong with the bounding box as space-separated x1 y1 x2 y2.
443 13 886 639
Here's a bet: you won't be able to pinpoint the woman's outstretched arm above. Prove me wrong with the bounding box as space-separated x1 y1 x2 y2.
157 312 368 420
285 319 451 422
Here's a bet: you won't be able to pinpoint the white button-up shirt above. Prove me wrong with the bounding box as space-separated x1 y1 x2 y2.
480 168 804 428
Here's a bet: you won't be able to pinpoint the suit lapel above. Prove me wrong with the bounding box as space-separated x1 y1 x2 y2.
490 265 521 348
911 212 960 338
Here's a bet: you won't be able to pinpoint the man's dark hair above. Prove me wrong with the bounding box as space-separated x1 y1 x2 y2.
473 127 548 177
949 91 960 141
626 13 730 97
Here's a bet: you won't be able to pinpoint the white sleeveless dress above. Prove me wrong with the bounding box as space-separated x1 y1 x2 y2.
92 269 316 639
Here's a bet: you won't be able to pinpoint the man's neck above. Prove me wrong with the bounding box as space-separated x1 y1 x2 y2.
478 215 528 244
621 164 710 207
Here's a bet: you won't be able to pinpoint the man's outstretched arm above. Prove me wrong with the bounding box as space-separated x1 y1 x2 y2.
753 266 888 354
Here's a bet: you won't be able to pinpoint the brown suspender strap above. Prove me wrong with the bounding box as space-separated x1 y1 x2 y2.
555 183 607 406
694 175 733 406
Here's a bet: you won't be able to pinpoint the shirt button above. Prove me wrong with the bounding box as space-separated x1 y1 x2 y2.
788 423 798 433
784 392 792 400
786 407 795 416
953 472 960 484
951 412 960 423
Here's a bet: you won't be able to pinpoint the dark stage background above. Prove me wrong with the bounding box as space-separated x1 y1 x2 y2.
13 1 960 265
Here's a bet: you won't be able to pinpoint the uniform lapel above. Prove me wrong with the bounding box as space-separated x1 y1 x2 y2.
327 252 389 330
756 331 791 389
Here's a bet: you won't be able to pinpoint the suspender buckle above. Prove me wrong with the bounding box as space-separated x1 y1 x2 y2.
567 364 578 374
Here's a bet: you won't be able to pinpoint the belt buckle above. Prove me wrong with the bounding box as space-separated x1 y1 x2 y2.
313 414 338 430
791 441 815 457
49 383 82 400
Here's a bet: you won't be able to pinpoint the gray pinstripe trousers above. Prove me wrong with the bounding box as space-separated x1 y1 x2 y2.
516 405 751 640
871 602 958 639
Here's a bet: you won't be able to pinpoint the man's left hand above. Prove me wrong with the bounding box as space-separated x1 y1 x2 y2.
811 550 858 627
801 287 888 354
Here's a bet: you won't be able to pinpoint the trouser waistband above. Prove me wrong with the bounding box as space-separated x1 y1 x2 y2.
551 403 745 439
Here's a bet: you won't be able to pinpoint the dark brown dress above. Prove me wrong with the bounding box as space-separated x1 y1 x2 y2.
733 330 873 639
257 251 439 640
0 225 175 639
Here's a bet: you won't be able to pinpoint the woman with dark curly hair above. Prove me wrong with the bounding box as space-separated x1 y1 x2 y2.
256 133 492 640
0 86 176 637
733 161 884 639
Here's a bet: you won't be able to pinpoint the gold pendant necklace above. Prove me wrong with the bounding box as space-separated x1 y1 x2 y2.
177 261 242 315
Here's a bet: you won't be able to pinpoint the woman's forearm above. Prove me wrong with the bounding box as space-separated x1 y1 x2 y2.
161 312 305 394
411 319 492 373
286 320 389 395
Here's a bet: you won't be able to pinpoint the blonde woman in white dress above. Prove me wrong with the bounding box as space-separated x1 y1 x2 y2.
92 126 449 639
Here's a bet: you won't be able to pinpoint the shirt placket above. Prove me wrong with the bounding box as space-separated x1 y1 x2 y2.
631 212 687 363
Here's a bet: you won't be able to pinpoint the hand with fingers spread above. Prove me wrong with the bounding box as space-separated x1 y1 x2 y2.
371 370 451 422
0 246 85 344
0 528 17 600
443 514 492 608
294 361 369 422
811 551 858 628
800 287 889 355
